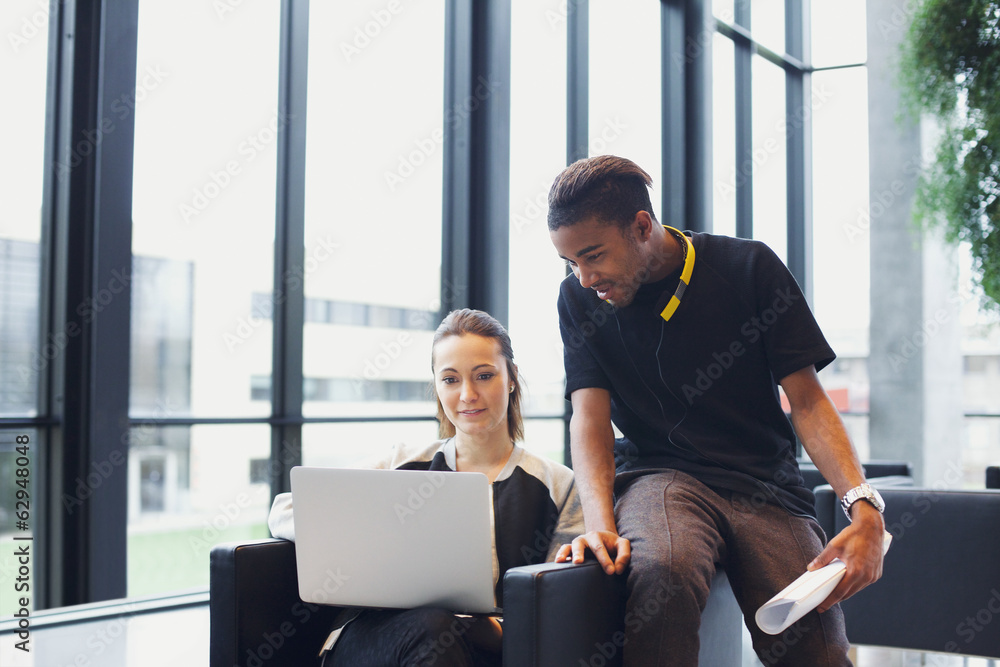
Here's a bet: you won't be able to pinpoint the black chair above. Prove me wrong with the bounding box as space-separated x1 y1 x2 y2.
813 485 1000 659
210 539 340 667
502 560 741 666
210 538 743 667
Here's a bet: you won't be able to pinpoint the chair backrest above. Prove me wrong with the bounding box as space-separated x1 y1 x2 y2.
814 486 1000 659
798 459 912 492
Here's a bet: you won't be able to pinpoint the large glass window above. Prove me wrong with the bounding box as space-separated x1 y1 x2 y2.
127 424 271 596
131 1 280 421
811 67 871 452
590 0 662 205
508 0 569 463
303 421 441 469
1 1 49 619
710 6 872 459
750 0 785 56
806 0 872 452
300 1 446 458
128 0 281 597
1 0 48 417
811 0 867 68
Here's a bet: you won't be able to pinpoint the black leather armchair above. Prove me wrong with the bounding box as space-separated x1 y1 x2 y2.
211 539 340 667
210 538 743 667
813 484 1000 659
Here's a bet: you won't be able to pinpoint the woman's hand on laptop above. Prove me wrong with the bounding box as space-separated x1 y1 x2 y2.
554 530 631 575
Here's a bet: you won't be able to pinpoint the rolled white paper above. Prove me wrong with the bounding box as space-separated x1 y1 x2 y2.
755 531 892 636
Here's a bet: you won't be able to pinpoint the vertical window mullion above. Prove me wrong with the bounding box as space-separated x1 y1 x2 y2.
37 0 69 610
270 0 310 500
567 0 588 164
662 0 712 232
442 0 472 318
44 0 139 607
442 0 511 323
785 0 812 301
734 0 753 239
661 0 686 230
564 0 590 466
684 0 713 232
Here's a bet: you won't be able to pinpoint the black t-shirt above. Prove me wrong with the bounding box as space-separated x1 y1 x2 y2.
557 231 835 517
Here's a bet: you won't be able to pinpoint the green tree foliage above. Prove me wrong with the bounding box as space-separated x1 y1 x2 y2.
900 1 1000 306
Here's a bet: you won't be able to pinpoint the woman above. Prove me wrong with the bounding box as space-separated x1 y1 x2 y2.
268 308 583 666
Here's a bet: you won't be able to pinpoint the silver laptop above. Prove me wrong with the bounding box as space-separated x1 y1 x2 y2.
289 466 499 614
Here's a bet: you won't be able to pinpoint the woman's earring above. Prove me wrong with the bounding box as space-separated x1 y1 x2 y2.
509 385 514 393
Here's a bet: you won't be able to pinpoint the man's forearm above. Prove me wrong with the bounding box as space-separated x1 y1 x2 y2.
782 368 885 606
569 415 618 533
782 367 868 497
798 405 886 534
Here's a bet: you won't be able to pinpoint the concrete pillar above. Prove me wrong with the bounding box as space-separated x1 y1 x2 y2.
866 3 964 486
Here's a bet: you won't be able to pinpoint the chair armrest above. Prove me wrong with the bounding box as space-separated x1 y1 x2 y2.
210 538 340 667
816 487 1000 659
501 561 741 667
502 560 626 667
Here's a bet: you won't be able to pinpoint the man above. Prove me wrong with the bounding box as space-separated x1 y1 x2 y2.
548 155 885 666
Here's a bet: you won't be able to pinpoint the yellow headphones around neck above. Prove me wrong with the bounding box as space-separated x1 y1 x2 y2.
659 226 695 322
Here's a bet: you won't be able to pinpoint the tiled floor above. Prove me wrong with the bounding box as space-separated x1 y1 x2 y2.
739 623 998 667
0 597 208 667
849 647 997 667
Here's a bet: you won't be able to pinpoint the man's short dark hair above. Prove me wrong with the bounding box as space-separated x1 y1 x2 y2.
547 155 657 231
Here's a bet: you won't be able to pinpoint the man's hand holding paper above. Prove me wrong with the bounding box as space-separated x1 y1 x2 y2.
756 511 892 636
807 500 887 613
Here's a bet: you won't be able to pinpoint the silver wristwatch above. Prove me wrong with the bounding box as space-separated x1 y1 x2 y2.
840 483 885 520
